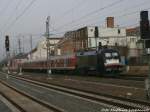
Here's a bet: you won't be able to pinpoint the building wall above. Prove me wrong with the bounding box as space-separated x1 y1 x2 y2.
98 28 126 37
31 48 47 60
126 36 143 58
57 26 127 54
60 38 74 55
28 38 61 60
57 27 89 55
87 27 95 37
88 27 126 48
88 37 127 48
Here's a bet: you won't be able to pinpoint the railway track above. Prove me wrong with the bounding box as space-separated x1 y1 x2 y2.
114 75 146 81
0 79 64 112
19 71 147 82
0 93 21 112
6 73 150 111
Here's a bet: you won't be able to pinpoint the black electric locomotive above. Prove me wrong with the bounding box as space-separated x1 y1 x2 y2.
76 47 123 74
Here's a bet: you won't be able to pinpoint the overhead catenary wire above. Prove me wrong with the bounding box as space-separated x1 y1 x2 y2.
54 0 86 23
65 0 150 30
2 0 37 33
1 1 149 46
49 0 87 34
52 0 125 32
0 0 12 17
51 3 150 36
120 22 139 28
68 7 150 31
51 0 150 34
3 0 146 39
4 18 140 39
8 5 147 38
0 0 24 32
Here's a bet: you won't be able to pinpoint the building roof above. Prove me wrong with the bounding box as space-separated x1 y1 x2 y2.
44 36 62 40
28 48 37 54
126 27 139 36
13 53 28 59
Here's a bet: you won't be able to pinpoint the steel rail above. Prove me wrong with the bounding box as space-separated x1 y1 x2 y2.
0 91 26 112
0 79 64 112
10 75 150 110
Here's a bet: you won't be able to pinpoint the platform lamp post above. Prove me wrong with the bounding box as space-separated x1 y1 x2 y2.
5 35 10 78
140 11 150 100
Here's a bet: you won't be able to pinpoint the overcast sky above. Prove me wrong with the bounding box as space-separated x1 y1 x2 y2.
0 0 150 60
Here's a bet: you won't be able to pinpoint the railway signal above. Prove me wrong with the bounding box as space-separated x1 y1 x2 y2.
5 35 10 52
140 11 150 49
140 11 150 100
140 11 149 40
95 26 99 37
95 26 99 50
5 35 10 75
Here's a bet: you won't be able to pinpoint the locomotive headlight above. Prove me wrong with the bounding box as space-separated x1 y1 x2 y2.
105 59 119 64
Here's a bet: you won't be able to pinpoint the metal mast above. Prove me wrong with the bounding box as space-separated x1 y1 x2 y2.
18 38 21 54
30 35 33 60
46 16 51 75
46 16 50 60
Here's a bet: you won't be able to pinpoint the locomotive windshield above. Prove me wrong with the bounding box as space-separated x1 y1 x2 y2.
112 52 119 58
105 53 111 58
104 52 119 59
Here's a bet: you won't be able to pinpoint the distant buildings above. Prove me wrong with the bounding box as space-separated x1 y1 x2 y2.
55 26 127 55
53 17 144 65
8 17 147 65
27 37 62 60
54 17 137 53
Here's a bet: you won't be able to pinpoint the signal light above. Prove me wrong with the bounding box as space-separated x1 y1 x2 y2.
140 11 148 21
140 20 150 39
5 35 9 51
95 27 99 37
140 11 150 40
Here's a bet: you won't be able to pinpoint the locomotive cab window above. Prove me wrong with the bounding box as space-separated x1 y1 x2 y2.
105 53 111 58
112 52 119 58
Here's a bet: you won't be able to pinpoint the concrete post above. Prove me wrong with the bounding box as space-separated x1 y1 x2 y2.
18 67 22 75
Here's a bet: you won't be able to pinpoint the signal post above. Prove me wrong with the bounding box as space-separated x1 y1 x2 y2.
5 35 10 78
140 11 150 100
